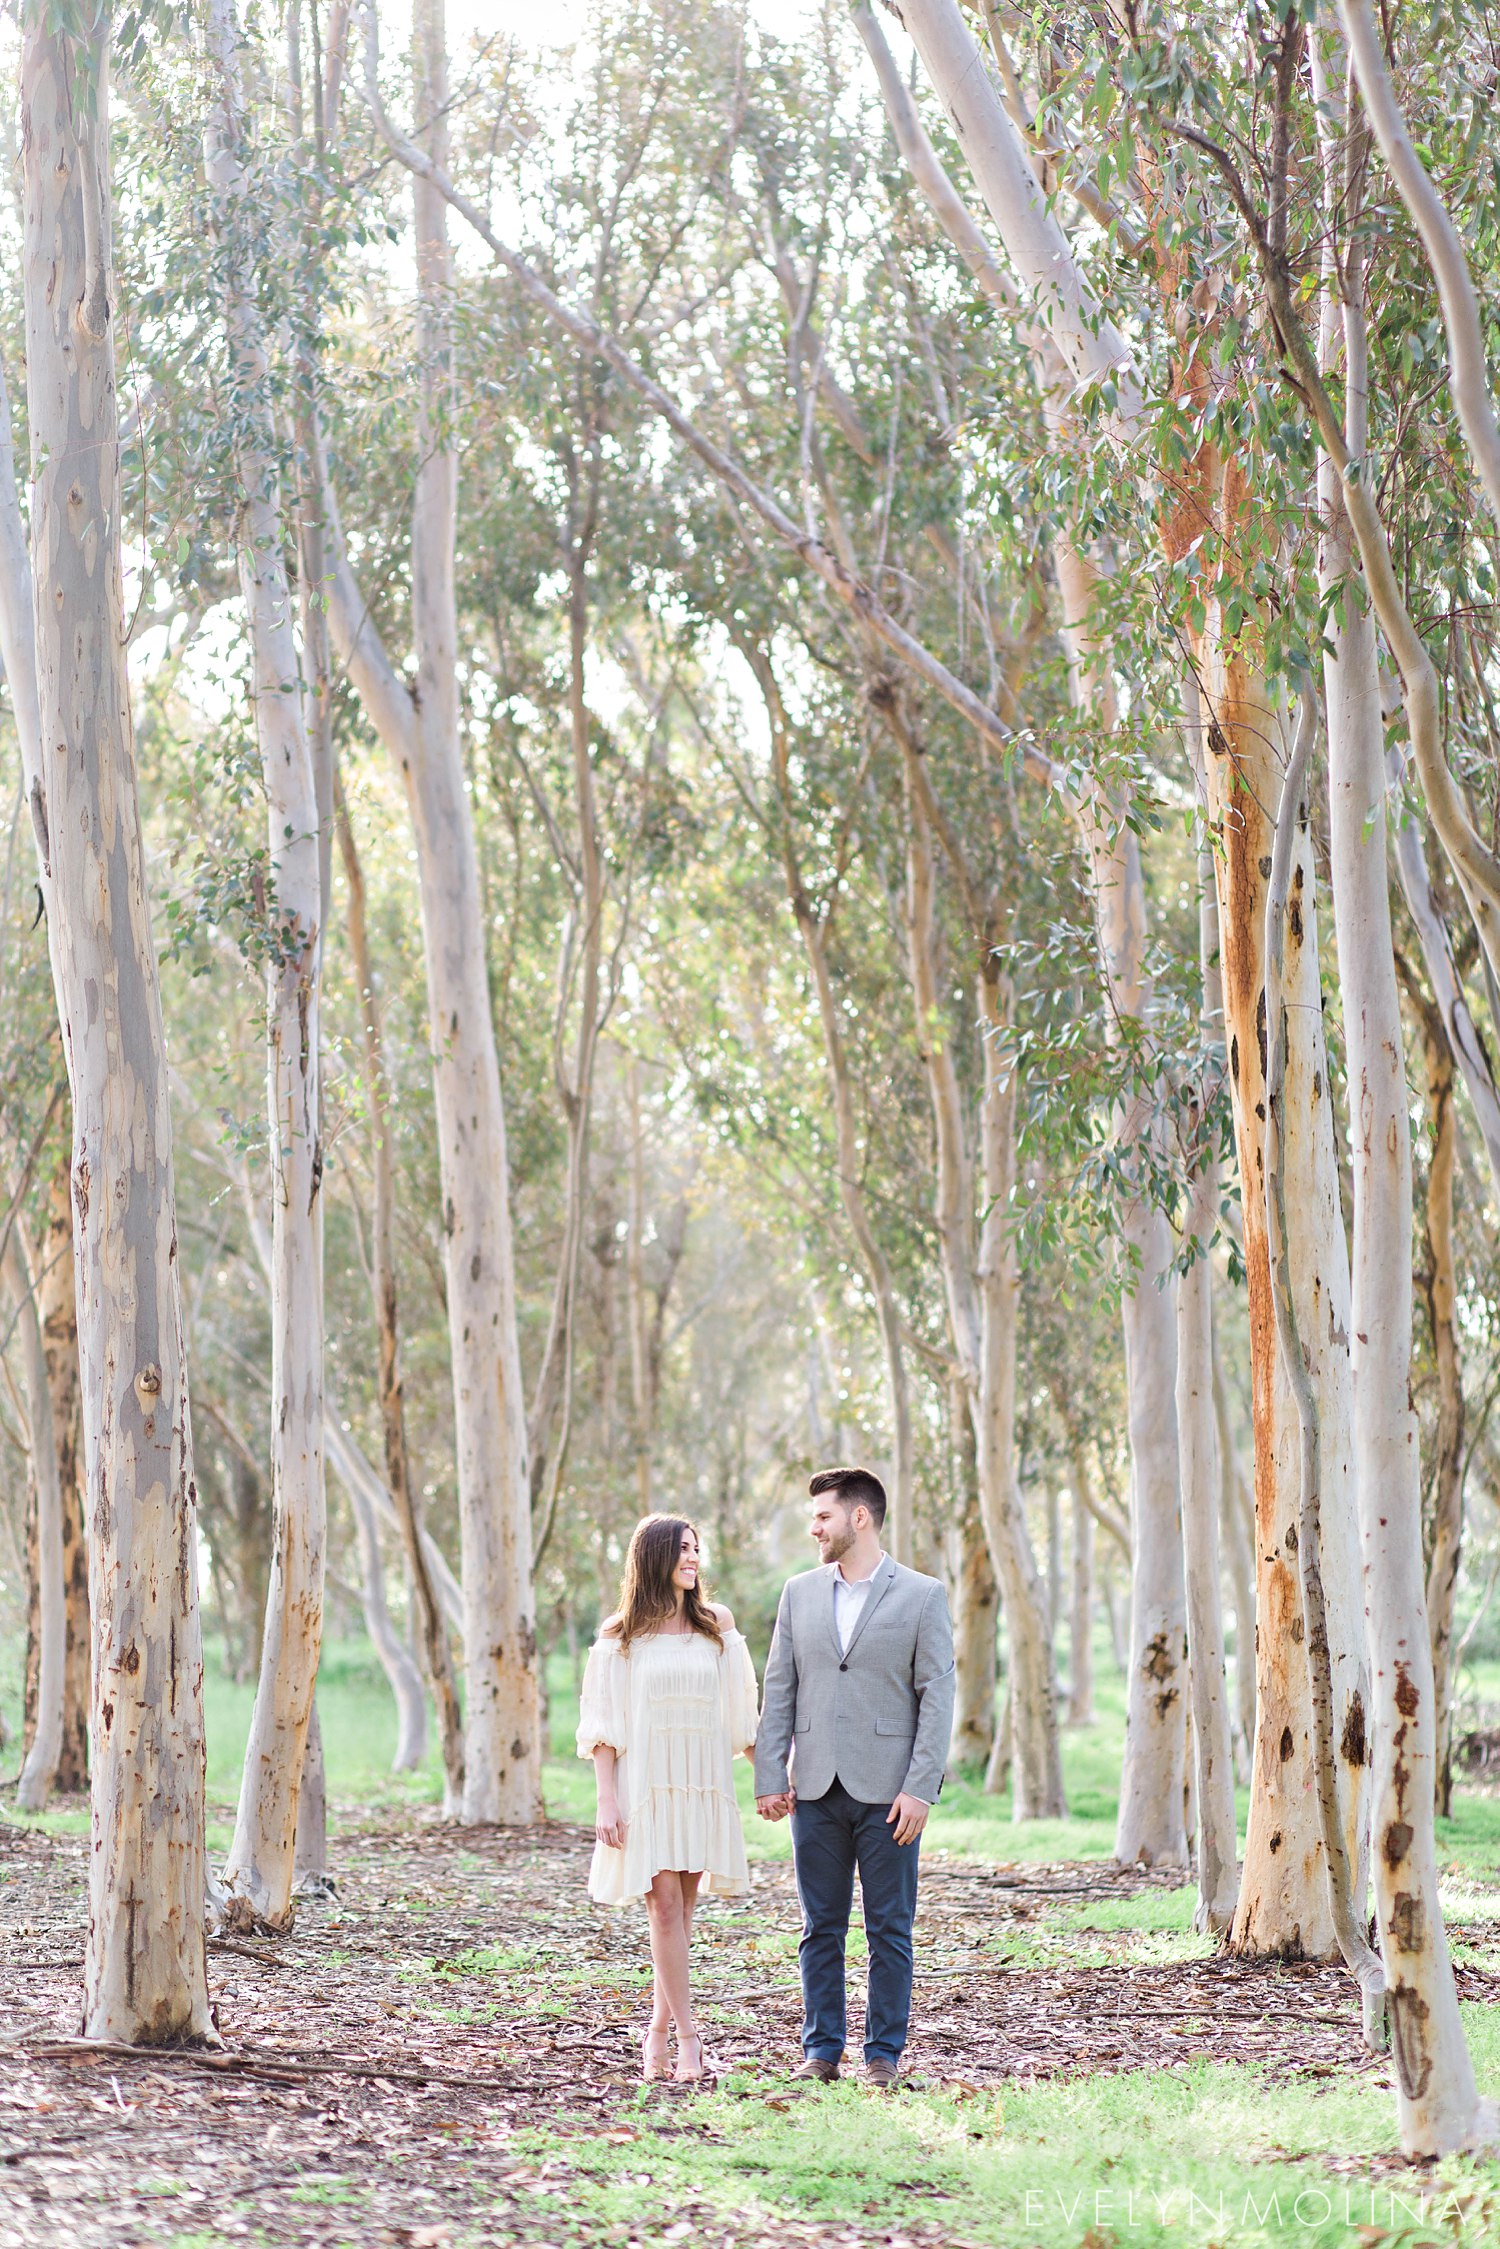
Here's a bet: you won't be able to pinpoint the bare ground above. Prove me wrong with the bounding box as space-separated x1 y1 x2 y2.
2 1815 1495 2248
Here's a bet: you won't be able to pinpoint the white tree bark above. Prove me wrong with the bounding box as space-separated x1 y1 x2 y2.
1068 1481 1094 1727
323 0 538 1821
1210 661 1364 1961
1339 0 1500 523
886 0 1141 417
7 1223 64 1812
854 12 1183 1848
1314 49 1492 2138
1213 1339 1258 1775
20 17 211 2041
205 0 327 1927
1177 840 1238 1932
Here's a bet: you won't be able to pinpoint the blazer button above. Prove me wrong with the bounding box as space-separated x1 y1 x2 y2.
839 1661 848 1671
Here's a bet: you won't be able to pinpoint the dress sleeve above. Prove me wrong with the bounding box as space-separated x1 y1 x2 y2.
576 1638 628 1758
720 1630 760 1755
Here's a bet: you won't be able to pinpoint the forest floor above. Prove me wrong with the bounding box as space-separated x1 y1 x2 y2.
7 1808 1500 2249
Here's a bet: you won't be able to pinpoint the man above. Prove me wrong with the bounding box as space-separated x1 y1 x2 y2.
754 1466 955 2089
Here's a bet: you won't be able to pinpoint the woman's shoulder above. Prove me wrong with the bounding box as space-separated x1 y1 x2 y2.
707 1601 737 1632
597 1614 625 1643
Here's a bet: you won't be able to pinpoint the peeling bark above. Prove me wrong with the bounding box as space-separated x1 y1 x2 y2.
20 16 211 2040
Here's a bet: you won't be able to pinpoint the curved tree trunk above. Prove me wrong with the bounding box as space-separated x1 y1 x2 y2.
207 0 327 1928
1418 1009 1463 1819
20 16 211 2041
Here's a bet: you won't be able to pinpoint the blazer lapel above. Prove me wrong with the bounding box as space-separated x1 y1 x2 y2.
841 1554 896 1662
823 1564 844 1663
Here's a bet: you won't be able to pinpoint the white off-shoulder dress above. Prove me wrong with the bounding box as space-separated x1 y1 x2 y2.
576 1627 760 1907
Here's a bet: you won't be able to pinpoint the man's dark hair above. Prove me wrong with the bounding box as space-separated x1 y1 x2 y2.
809 1465 888 1529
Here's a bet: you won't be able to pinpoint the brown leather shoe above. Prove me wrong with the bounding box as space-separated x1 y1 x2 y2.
862 2057 900 2091
791 2056 840 2083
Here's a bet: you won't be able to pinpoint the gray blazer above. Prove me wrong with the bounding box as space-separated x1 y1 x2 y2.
754 1554 955 1807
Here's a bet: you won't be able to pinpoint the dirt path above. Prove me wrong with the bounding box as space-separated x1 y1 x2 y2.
2 1816 1494 2246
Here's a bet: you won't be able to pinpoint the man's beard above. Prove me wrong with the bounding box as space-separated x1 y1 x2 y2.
820 1521 854 1563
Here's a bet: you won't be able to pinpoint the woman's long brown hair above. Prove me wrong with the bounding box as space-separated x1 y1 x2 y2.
609 1515 724 1653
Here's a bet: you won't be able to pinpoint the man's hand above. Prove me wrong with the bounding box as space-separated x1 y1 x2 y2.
756 1791 795 1822
595 1798 625 1850
886 1792 930 1847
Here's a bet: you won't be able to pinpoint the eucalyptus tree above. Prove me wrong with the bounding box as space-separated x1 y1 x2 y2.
321 0 540 1820
17 5 211 2041
888 0 1369 1938
204 0 328 1928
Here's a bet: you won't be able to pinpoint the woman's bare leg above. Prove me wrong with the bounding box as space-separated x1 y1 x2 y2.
646 1871 695 2051
680 1870 703 1947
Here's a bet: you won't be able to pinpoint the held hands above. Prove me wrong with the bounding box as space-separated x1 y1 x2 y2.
756 1791 796 1822
887 1792 930 1847
595 1795 625 1850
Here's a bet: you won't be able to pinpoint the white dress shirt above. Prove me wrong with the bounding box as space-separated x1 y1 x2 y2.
833 1562 878 1653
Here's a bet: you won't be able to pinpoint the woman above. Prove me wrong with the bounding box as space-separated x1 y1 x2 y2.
577 1514 759 2083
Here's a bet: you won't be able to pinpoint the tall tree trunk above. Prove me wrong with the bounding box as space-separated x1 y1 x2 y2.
528 473 610 1549
207 0 327 1927
898 739 1061 1809
1204 644 1362 1959
1417 1005 1463 1819
335 779 465 1812
891 0 1362 1929
1068 1481 1094 1727
1265 697 1385 2047
1178 844 1239 1934
39 1159 89 1789
326 0 538 1819
750 657 916 1564
948 1372 998 1767
20 16 211 2040
975 954 1064 1814
863 0 1170 1835
1212 1339 1258 1777
626 1053 653 1515
1318 173 1490 2146
7 1222 64 1813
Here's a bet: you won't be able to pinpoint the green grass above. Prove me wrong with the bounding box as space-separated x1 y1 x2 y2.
517 2043 1500 2249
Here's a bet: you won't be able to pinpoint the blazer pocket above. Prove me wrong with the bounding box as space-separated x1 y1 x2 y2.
874 1718 916 1738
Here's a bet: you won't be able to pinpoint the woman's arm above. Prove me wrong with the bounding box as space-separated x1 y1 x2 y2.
592 1745 625 1849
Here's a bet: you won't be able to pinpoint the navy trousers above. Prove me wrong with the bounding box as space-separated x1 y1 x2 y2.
790 1778 921 2065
